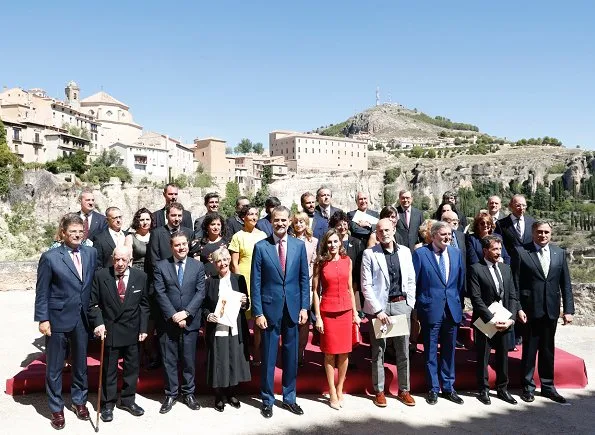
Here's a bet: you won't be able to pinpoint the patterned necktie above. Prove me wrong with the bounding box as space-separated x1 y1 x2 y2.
72 249 83 280
278 239 286 273
538 247 550 277
493 263 504 299
83 215 89 240
515 218 523 239
177 260 184 286
117 275 126 302
438 250 447 282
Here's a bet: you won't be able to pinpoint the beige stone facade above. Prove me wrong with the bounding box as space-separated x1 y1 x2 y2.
269 130 368 172
194 137 236 184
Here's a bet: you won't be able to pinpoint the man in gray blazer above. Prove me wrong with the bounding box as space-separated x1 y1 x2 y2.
361 218 416 408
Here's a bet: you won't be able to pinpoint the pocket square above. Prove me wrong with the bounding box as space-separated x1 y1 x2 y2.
133 289 141 293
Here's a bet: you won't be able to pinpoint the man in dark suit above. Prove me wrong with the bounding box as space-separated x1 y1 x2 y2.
348 191 380 245
313 186 342 241
514 220 574 404
251 206 310 418
495 194 535 254
441 191 468 230
152 183 193 229
396 190 423 251
225 196 250 243
487 195 506 222
256 196 281 237
153 231 206 414
78 189 107 241
92 206 127 269
193 192 220 239
34 214 97 430
469 236 519 405
89 246 150 422
412 221 465 406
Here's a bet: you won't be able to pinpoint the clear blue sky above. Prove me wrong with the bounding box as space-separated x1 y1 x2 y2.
3 1 594 149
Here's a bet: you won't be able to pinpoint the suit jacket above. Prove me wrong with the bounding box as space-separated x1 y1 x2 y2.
312 205 343 241
495 213 535 255
451 229 467 295
88 267 150 347
513 243 574 320
469 260 518 325
225 215 244 243
251 236 310 324
489 211 507 222
344 236 364 292
347 209 380 242
92 228 128 269
396 206 424 250
466 233 511 266
85 210 108 241
202 273 250 350
255 215 273 237
145 225 195 274
413 244 465 325
34 244 97 332
152 207 193 230
361 243 416 314
153 256 206 331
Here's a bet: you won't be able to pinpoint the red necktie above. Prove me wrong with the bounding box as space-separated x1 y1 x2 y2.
278 239 286 273
83 215 89 239
117 275 126 302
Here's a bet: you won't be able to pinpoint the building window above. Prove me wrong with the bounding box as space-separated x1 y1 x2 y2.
298 147 300 152
34 132 40 143
106 110 113 117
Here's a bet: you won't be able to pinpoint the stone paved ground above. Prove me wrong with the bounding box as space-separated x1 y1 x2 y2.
0 290 593 435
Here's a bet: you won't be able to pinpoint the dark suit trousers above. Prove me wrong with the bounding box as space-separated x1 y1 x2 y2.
475 327 509 391
159 328 198 397
102 344 139 406
421 309 457 393
45 317 88 412
261 303 298 406
521 316 557 393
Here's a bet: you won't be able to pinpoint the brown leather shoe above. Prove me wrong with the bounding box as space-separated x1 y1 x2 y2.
373 392 387 407
50 411 65 430
397 390 416 406
71 404 90 420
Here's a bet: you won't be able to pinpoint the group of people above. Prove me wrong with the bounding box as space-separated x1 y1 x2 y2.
34 183 575 430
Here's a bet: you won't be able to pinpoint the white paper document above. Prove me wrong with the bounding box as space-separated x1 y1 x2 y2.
352 210 379 226
214 290 243 328
372 314 409 339
473 302 513 339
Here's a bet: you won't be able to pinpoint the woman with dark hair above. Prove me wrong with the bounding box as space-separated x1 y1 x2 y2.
124 207 152 269
198 212 228 277
466 212 511 265
433 201 459 222
366 205 405 247
312 229 360 410
203 247 251 412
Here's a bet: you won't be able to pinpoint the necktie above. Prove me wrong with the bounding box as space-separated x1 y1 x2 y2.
493 263 504 299
278 239 286 273
323 209 329 220
515 218 523 239
177 260 184 286
117 275 126 302
538 247 550 277
406 209 410 227
83 215 89 240
438 250 447 282
72 249 83 280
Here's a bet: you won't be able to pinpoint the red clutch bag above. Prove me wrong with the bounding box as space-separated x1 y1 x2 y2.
352 322 362 347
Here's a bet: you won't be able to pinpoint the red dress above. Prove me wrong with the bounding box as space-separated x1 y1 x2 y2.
320 256 353 354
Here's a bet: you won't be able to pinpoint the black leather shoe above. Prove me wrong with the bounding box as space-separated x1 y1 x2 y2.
477 390 491 405
441 390 464 404
426 391 438 405
497 389 517 405
100 407 113 422
261 404 273 418
183 394 200 410
227 396 241 409
520 391 535 403
117 402 145 416
282 402 304 415
159 396 177 414
541 391 567 404
215 398 225 412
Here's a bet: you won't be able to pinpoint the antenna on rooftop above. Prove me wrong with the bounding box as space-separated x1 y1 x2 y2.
376 87 380 106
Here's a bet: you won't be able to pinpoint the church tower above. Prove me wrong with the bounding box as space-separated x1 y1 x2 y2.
65 80 80 109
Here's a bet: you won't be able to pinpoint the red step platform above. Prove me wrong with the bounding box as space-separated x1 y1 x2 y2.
5 321 588 396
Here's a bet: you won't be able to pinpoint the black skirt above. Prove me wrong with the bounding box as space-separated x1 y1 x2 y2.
206 330 251 389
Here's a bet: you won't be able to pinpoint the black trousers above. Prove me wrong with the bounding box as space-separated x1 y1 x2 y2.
102 343 140 407
521 316 557 393
159 328 198 397
475 327 510 391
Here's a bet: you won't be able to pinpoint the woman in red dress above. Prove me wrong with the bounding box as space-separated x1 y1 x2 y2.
312 229 360 410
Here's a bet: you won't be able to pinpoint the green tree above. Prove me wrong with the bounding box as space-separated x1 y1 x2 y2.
220 181 241 218
252 184 269 209
234 138 253 154
409 146 424 158
261 165 273 186
252 142 264 154
0 119 21 168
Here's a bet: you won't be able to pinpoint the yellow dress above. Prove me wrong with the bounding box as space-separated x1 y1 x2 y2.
228 228 267 319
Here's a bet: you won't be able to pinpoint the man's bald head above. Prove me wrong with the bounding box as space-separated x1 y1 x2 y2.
441 210 460 230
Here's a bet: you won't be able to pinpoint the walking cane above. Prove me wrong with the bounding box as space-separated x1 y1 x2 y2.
95 333 105 432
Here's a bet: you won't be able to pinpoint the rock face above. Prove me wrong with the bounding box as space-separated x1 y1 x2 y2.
571 283 595 326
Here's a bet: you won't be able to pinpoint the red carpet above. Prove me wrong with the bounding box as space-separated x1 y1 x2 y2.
5 321 588 396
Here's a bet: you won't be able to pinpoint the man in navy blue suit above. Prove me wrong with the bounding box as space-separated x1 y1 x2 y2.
35 213 97 430
251 206 310 418
312 186 342 241
413 220 465 406
256 196 281 237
